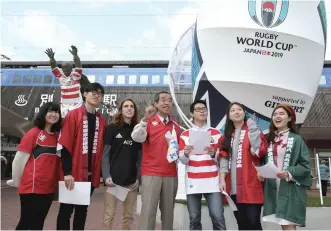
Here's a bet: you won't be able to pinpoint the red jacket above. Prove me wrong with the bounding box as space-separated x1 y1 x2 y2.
219 122 267 204
141 115 180 176
58 106 106 188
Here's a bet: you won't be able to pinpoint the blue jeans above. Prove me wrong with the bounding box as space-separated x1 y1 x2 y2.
187 192 226 230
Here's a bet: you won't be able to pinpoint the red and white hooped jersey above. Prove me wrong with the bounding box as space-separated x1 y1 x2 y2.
18 127 60 194
179 126 222 195
52 67 83 105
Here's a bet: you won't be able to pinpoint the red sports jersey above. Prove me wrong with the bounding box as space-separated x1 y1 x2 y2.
141 115 181 176
18 127 60 194
52 67 82 105
179 126 222 194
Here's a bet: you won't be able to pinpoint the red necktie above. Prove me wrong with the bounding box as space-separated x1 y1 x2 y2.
273 133 286 167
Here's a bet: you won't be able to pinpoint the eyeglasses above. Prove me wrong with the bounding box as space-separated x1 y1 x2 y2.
91 91 104 98
159 99 173 104
194 107 207 112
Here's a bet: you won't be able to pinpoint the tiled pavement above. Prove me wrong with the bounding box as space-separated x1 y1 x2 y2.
1 181 161 230
2 180 329 230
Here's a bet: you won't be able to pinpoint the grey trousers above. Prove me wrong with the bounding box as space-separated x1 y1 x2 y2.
139 175 178 230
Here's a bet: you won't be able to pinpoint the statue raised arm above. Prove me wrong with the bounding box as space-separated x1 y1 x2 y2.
45 48 57 70
69 45 82 69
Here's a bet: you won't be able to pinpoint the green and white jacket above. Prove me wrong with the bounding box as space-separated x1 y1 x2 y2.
262 132 312 226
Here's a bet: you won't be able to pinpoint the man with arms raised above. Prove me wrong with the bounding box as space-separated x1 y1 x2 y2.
131 91 180 230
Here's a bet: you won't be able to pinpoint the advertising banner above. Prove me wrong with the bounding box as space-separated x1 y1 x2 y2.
168 0 328 199
169 0 327 133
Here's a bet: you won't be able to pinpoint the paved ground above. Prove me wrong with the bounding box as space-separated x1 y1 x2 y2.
2 180 330 230
1 181 161 230
179 204 331 230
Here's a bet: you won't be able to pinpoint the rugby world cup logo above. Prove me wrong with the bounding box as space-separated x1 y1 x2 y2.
248 0 289 28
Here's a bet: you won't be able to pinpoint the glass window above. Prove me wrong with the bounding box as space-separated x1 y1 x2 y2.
87 75 96 83
140 75 148 84
54 77 60 84
117 75 125 84
33 75 42 84
163 75 170 84
12 75 21 84
23 75 32 84
44 75 52 84
106 75 114 84
320 75 326 85
129 75 137 84
151 75 160 84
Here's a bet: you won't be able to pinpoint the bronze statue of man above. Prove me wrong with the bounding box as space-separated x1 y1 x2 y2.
45 46 84 118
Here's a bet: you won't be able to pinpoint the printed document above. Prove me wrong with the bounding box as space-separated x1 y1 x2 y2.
221 191 237 211
107 184 130 201
254 162 280 179
189 130 210 155
58 181 91 205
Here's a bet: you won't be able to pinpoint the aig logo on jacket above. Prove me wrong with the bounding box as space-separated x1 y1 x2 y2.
123 140 133 145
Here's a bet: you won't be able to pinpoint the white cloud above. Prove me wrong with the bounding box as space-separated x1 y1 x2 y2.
81 42 124 60
148 3 197 47
134 28 157 47
0 45 29 61
4 10 76 57
165 7 197 46
142 28 157 41
1 10 123 61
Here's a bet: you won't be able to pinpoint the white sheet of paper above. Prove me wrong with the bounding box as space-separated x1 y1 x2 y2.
221 191 237 211
107 184 130 201
189 130 210 155
58 181 91 205
254 162 280 179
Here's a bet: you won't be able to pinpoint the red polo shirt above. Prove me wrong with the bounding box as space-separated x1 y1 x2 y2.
141 115 181 176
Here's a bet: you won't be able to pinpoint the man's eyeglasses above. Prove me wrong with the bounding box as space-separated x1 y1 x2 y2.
159 99 173 104
91 91 104 98
194 107 207 112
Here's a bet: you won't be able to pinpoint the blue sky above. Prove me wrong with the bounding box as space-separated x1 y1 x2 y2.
1 0 331 61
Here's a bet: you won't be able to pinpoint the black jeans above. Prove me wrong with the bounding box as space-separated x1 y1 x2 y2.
56 187 95 230
321 180 328 196
231 194 263 230
16 193 54 230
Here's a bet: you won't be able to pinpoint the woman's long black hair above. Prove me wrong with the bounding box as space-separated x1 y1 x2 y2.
220 102 247 153
34 102 62 132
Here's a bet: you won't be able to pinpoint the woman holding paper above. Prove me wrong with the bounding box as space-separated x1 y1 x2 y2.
260 104 312 230
8 102 62 230
218 102 267 230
